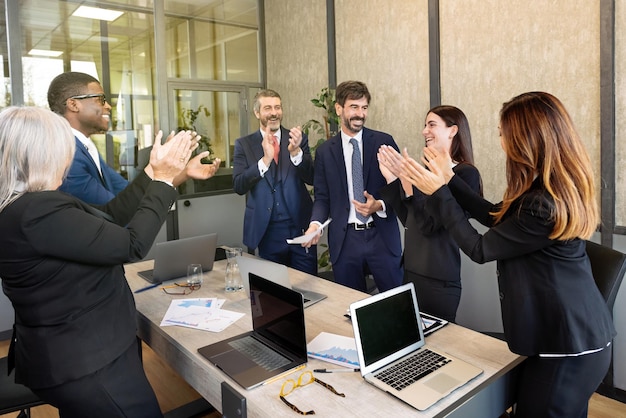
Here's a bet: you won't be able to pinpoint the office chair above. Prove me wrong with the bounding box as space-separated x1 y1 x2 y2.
585 240 626 393
0 355 45 417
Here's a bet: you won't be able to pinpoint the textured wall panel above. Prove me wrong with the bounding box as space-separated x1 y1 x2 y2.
264 0 329 131
334 0 430 153
440 0 600 202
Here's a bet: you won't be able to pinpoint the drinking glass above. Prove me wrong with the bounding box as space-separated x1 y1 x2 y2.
187 263 204 286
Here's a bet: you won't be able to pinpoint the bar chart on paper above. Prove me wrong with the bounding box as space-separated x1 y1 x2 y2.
307 332 360 368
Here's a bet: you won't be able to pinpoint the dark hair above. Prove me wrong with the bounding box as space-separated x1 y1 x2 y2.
428 105 474 164
47 72 100 114
253 89 281 113
335 81 371 107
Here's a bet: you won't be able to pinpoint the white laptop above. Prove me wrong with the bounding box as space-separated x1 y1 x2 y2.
350 283 483 411
236 255 326 308
138 233 218 284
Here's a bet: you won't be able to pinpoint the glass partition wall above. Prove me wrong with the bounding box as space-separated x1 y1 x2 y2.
2 0 261 194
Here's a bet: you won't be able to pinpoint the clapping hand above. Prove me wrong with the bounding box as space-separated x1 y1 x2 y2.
399 148 446 195
150 130 198 184
184 152 221 180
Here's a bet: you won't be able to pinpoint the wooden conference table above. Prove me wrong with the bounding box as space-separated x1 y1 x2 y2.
125 258 524 418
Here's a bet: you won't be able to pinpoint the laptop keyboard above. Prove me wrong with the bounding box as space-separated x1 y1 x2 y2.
229 336 291 371
374 348 452 391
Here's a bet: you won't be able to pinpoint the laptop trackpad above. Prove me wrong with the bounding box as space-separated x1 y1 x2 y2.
212 350 258 375
424 373 461 393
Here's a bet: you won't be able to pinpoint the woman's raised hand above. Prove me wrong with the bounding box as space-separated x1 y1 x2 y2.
149 130 199 184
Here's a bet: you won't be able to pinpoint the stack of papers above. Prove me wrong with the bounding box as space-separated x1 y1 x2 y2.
160 297 244 332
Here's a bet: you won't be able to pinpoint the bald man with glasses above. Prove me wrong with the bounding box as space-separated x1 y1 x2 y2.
47 72 129 204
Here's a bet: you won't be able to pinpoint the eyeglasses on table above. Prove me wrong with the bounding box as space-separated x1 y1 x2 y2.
161 282 201 295
279 370 345 415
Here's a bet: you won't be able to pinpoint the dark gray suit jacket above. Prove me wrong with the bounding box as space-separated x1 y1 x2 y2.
0 172 176 388
426 175 615 356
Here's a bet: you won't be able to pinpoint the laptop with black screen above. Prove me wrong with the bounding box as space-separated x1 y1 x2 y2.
350 282 483 411
197 273 307 389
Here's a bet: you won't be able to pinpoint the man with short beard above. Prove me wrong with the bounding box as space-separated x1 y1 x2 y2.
232 89 317 275
302 80 403 293
47 72 128 204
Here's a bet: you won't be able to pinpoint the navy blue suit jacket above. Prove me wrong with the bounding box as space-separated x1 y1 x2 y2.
310 128 402 264
232 127 314 249
59 137 128 205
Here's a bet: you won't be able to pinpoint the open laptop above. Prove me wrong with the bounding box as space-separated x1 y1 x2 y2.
236 255 326 308
138 233 218 284
350 282 483 411
198 273 308 389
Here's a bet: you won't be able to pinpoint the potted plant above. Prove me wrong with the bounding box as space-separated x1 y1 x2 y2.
177 104 213 157
302 87 339 155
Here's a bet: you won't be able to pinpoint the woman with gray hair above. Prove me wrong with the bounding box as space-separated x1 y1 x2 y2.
0 106 219 417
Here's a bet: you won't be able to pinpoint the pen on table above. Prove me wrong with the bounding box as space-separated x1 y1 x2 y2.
313 368 360 373
134 283 160 294
262 364 306 386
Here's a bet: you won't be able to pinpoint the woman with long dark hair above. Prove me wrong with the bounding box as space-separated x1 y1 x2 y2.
379 105 481 322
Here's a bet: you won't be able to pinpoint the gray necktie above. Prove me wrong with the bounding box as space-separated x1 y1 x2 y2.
350 138 368 223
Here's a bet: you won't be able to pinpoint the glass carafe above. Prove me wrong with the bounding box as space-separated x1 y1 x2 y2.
225 247 243 292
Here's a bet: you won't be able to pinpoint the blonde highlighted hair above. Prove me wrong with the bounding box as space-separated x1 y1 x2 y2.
493 92 598 240
0 106 75 212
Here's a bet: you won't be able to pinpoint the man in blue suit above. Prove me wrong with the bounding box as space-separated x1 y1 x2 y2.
232 89 317 275
303 81 403 292
48 72 128 204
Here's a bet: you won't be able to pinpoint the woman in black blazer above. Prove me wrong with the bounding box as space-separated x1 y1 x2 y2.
0 106 219 418
379 106 481 322
379 92 615 417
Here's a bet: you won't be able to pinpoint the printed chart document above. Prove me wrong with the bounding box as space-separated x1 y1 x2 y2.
160 297 244 332
287 218 332 244
307 331 360 368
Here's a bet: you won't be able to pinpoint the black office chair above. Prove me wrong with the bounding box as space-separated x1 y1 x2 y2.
0 355 45 417
585 240 626 394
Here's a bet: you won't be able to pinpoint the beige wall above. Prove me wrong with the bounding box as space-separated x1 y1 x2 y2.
334 0 430 150
265 0 620 222
265 0 329 131
440 0 600 202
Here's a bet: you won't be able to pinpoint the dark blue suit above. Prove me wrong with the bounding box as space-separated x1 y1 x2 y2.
310 128 403 292
59 137 128 205
232 127 317 274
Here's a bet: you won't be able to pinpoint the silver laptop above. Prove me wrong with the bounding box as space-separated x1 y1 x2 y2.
350 282 483 411
198 273 308 389
138 233 218 284
236 255 326 308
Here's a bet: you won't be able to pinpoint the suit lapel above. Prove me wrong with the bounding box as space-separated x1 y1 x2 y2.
75 137 106 185
361 128 375 186
328 135 349 195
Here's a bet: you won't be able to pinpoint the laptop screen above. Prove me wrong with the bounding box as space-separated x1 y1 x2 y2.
249 273 307 359
353 284 423 367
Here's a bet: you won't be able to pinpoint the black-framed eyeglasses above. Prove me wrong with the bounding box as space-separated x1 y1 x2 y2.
279 371 345 415
65 93 107 105
161 282 201 295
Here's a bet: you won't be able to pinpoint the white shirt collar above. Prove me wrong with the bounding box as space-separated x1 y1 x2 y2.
260 129 281 141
